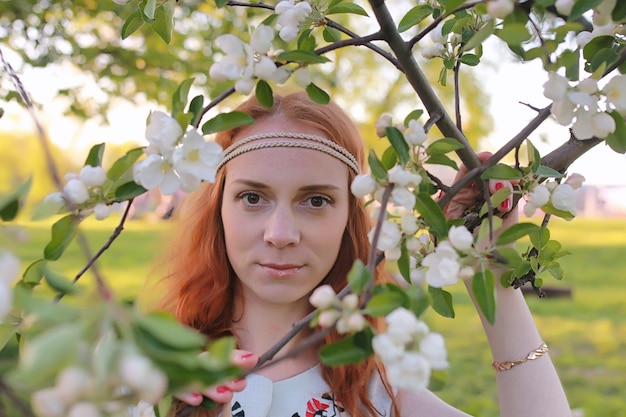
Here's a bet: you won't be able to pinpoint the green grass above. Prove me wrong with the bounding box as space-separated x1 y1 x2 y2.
3 217 626 416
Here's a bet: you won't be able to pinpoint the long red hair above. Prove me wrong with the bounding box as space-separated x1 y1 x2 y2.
157 92 397 416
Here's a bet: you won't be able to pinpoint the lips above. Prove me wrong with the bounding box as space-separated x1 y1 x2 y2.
259 263 303 278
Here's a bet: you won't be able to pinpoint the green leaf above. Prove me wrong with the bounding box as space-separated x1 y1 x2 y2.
44 268 78 295
426 137 464 155
368 150 388 180
347 259 371 294
44 215 79 261
0 324 17 352
424 154 458 169
397 243 410 283
398 5 433 33
605 110 626 154
319 329 374 365
0 177 32 221
569 0 603 20
85 143 105 167
305 83 330 104
113 181 148 201
613 0 626 21
590 48 619 73
207 336 236 364
414 193 447 239
172 77 195 117
462 18 494 52
534 165 565 178
202 111 255 135
529 226 550 249
405 285 429 317
440 0 467 12
322 26 341 42
326 2 369 16
255 80 274 108
107 148 145 182
385 127 410 164
403 109 424 126
481 163 523 180
297 29 316 51
278 50 329 64
459 53 480 66
471 270 496 324
142 0 157 22
428 286 455 318
495 23 531 45
365 291 406 317
381 146 398 170
121 10 145 39
153 0 175 44
496 222 541 246
22 259 47 287
134 311 208 350
188 94 205 127
214 0 228 8
547 264 564 280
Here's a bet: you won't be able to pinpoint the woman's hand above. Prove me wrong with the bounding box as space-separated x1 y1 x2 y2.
175 349 258 406
443 152 516 221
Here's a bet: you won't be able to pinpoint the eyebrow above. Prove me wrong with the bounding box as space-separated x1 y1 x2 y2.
230 179 343 192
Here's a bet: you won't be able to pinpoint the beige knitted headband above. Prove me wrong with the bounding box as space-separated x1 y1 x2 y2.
216 132 360 174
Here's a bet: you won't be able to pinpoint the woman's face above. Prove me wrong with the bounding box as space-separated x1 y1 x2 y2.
221 118 350 312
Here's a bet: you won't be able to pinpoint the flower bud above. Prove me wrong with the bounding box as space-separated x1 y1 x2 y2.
318 309 340 328
118 353 153 391
0 251 20 285
350 174 376 198
67 402 101 417
486 0 515 19
294 67 311 88
391 188 416 211
528 184 550 207
309 285 337 309
388 166 422 188
405 236 421 253
404 119 427 147
138 368 167 404
0 283 13 320
459 266 475 280
523 201 537 217
55 366 91 404
565 173 585 189
79 165 107 188
43 192 67 213
341 294 359 311
63 179 90 205
375 114 392 138
385 246 402 262
31 388 66 417
400 213 419 235
551 183 576 213
93 203 111 221
448 225 473 252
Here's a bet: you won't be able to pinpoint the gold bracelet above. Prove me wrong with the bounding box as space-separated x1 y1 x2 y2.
492 342 549 372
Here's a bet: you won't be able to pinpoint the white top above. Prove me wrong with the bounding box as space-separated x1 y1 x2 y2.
228 364 394 417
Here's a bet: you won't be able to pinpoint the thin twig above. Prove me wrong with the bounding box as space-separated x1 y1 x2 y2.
0 379 35 417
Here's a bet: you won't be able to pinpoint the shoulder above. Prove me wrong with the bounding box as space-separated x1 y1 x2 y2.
395 388 473 417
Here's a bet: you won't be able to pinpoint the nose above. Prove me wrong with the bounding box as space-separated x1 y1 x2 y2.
263 204 300 248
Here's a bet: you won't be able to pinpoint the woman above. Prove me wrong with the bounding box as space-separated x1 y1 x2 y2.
155 91 571 417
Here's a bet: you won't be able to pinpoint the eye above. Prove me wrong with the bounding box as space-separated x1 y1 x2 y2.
240 192 263 206
307 196 331 208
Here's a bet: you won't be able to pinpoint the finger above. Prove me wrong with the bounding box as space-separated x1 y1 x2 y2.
489 179 514 213
175 391 204 406
453 151 493 182
230 349 258 369
224 377 247 393
203 385 235 404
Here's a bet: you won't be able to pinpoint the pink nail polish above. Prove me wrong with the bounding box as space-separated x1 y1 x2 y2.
500 198 511 211
241 353 255 360
191 392 202 399
495 182 504 191
216 386 229 394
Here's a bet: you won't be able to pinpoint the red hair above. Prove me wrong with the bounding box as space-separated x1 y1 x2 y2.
157 92 397 416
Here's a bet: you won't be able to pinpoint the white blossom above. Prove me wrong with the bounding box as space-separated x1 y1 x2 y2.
372 333 404 362
422 241 460 287
528 184 550 207
138 368 167 404
43 192 67 213
576 31 593 48
67 402 101 417
419 333 449 369
604 75 626 114
294 67 311 87
275 0 312 42
369 220 402 252
592 0 617 26
410 268 425 285
565 173 585 189
404 119 428 147
375 114 392 138
31 388 66 417
543 72 570 101
555 0 574 15
0 284 12 320
351 174 377 198
405 236 421 254
145 111 182 156
55 366 92 404
551 183 577 213
421 43 445 60
385 307 428 344
337 313 367 334
0 251 20 285
523 201 537 217
590 111 616 139
385 246 402 262
63 179 90 205
341 293 359 311
173 130 223 185
318 309 339 328
133 154 179 195
250 25 274 54
309 285 337 309
447 225 473 251
79 165 107 187
391 188 416 211
486 0 515 19
459 266 475 280
93 203 111 221
577 78 598 94
401 213 419 235
388 166 422 187
386 351 431 391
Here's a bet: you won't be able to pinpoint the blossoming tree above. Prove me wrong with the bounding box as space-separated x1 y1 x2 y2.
1 0 625 415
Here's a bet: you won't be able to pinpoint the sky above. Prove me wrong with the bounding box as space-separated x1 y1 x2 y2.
2 42 625 187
